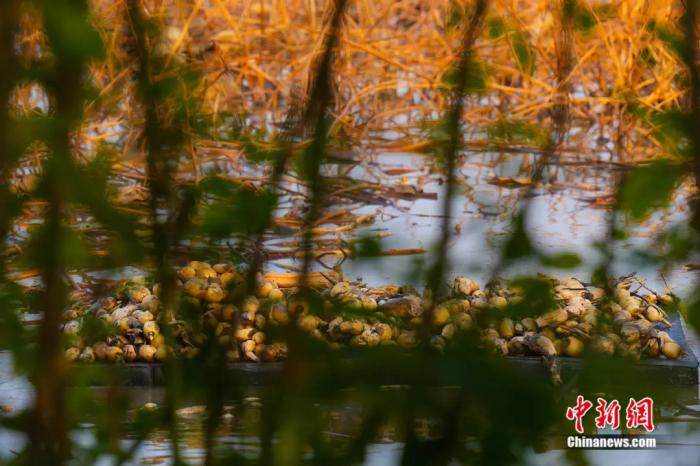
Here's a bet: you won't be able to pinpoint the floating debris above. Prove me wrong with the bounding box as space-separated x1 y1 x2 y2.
142 402 158 411
60 263 683 379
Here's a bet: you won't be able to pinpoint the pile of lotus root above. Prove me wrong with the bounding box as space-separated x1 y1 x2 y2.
61 261 684 367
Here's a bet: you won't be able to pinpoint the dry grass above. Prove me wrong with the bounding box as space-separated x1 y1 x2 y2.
10 1 688 175
81 0 685 155
4 0 691 275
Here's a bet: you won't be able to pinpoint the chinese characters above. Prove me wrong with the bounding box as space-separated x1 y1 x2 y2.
566 396 655 433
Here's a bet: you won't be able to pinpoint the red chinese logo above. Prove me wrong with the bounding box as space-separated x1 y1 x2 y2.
625 397 655 432
595 398 621 430
566 395 593 434
566 396 654 433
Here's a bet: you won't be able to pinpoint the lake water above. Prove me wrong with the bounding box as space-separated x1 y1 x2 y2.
2 148 700 465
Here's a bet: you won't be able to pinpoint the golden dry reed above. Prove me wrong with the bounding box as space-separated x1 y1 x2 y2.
9 0 688 172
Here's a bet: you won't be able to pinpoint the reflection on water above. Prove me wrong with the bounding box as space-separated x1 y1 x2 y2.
314 150 695 296
9 148 694 296
1 346 700 465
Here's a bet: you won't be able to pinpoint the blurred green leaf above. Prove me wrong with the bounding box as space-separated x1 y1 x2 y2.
648 110 691 157
445 3 465 31
540 252 581 269
617 159 686 220
503 213 534 260
62 151 145 259
353 235 382 258
638 46 658 67
504 276 557 318
199 175 238 198
78 314 117 343
40 1 104 60
647 108 689 138
511 31 536 75
24 222 89 269
488 17 506 39
0 283 29 354
201 186 276 237
488 117 551 148
656 226 696 263
440 56 488 94
573 5 596 32
243 139 285 165
563 0 614 34
647 20 688 59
